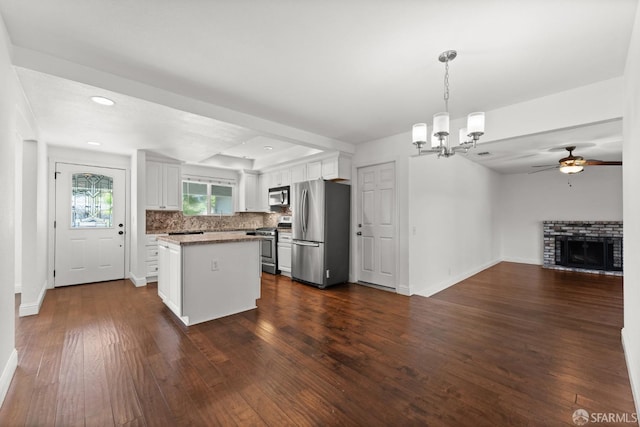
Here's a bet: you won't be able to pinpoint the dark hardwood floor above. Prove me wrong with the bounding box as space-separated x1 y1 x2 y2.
0 262 635 426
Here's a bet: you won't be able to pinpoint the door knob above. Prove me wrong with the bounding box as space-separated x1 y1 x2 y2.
118 231 124 235
356 231 362 236
119 223 124 227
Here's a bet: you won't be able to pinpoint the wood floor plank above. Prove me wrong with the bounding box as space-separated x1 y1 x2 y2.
0 263 635 426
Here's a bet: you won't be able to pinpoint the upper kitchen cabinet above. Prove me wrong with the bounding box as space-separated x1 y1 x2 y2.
321 154 351 181
290 163 307 183
146 161 182 210
237 170 264 212
268 169 291 188
264 152 352 186
306 161 322 180
257 173 270 211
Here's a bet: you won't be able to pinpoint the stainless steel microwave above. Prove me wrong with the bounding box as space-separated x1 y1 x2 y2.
268 186 290 210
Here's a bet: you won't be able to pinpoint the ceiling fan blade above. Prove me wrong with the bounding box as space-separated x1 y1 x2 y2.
529 166 559 174
531 164 557 168
584 160 623 166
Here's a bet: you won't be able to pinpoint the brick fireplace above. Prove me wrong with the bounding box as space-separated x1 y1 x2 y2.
543 221 623 276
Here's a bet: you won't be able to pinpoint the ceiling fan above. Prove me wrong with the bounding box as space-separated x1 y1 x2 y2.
531 146 622 174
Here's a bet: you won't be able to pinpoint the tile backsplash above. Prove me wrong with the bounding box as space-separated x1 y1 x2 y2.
146 210 280 234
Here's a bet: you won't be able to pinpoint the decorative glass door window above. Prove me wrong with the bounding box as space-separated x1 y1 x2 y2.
71 173 114 228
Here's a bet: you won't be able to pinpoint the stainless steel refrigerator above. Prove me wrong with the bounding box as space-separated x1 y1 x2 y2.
292 179 350 288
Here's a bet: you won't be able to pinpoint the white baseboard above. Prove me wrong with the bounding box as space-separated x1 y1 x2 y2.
14 283 21 294
621 328 640 415
397 284 411 296
0 348 17 408
415 259 502 298
500 256 541 265
128 272 147 287
19 280 47 317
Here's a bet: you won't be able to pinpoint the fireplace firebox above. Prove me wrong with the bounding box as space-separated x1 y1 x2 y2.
554 236 622 272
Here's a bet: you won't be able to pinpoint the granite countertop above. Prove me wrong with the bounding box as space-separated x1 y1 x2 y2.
147 229 253 235
157 233 264 246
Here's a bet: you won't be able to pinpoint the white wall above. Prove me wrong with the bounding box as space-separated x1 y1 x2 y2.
498 167 623 264
19 140 40 315
410 154 501 297
0 12 17 408
622 3 640 414
130 150 146 285
13 134 22 294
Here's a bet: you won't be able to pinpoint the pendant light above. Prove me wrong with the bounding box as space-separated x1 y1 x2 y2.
412 50 485 157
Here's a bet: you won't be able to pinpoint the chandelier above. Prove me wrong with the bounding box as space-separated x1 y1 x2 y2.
412 50 485 157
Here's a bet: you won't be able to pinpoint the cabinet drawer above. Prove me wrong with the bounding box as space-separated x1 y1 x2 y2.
146 246 159 260
146 261 158 275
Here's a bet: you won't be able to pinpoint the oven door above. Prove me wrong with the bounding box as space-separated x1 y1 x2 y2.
260 234 278 274
260 235 276 263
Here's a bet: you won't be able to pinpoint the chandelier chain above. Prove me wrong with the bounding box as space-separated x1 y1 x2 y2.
443 60 450 112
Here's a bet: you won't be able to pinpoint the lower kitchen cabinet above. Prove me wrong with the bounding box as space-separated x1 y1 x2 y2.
278 232 292 276
157 235 261 326
157 240 182 316
145 233 167 280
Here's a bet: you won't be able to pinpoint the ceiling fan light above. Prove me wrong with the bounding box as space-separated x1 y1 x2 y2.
412 123 427 144
559 164 584 174
433 112 450 136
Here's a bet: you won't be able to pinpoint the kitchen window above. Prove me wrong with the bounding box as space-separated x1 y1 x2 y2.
182 179 235 215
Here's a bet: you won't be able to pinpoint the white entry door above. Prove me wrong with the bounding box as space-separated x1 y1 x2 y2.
54 163 126 286
357 162 396 288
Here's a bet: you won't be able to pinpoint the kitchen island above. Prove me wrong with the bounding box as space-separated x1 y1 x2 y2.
157 232 263 326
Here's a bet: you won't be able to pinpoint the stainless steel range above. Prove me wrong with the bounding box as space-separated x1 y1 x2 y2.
248 227 278 274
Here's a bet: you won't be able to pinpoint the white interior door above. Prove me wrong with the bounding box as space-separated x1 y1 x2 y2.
54 163 126 286
357 162 396 288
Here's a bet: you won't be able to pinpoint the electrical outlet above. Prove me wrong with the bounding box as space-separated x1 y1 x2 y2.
211 259 219 271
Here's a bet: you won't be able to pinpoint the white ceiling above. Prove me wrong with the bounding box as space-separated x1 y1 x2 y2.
0 0 636 173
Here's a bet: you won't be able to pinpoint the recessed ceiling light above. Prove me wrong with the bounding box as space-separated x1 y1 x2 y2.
90 96 115 106
87 141 101 146
264 145 273 150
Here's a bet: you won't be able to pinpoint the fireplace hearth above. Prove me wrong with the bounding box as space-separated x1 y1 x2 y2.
543 221 623 276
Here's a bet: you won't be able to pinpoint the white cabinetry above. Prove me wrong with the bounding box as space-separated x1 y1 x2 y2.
257 174 270 211
157 238 261 326
306 161 322 180
146 161 182 210
321 155 351 180
157 240 183 319
265 153 351 186
269 169 291 187
290 164 307 183
238 170 262 212
277 232 292 276
145 233 167 280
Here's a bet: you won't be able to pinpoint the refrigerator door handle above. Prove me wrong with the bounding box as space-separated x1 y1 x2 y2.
301 188 308 235
293 240 320 247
